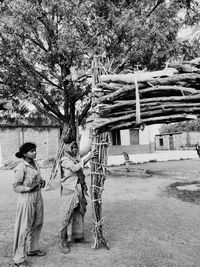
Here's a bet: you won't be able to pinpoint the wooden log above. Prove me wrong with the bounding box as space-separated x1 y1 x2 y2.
98 114 197 132
138 93 200 104
95 103 200 132
97 82 123 91
147 73 200 86
140 85 198 95
93 58 200 131
99 103 169 117
99 102 200 118
168 63 200 74
143 114 197 123
100 72 200 87
96 108 178 130
98 84 140 102
185 57 200 66
98 94 200 117
161 102 200 108
98 75 200 103
100 68 178 84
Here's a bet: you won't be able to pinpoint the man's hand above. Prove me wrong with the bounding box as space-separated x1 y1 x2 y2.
82 184 89 197
30 180 40 192
39 179 46 188
90 150 99 159
83 150 99 166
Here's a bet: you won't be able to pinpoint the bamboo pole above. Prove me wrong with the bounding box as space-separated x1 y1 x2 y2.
90 132 110 249
134 72 141 124
90 55 110 249
45 123 68 191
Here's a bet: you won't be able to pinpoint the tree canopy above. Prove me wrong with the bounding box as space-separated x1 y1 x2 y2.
0 0 199 139
159 119 200 134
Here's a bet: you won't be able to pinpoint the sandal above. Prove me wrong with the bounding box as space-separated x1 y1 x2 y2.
60 245 70 254
27 250 46 257
60 240 70 254
14 260 31 266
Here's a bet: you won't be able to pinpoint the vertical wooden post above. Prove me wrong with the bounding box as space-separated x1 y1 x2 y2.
90 56 110 249
90 132 110 249
75 110 80 146
134 73 141 124
45 123 68 190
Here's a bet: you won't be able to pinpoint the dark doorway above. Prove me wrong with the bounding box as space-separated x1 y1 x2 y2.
130 129 139 145
112 130 121 145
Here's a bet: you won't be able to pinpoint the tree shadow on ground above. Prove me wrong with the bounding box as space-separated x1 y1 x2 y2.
106 166 167 179
166 181 200 204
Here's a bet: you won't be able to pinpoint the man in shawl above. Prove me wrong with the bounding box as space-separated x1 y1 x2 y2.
60 141 97 254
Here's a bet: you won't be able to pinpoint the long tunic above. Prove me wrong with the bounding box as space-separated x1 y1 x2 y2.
13 160 44 264
60 155 87 241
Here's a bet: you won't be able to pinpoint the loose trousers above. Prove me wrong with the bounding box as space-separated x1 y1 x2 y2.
60 186 85 242
13 191 44 264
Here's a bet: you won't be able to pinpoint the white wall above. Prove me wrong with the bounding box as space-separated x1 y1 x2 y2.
79 124 161 148
139 126 150 144
139 124 160 145
120 130 130 145
0 145 2 167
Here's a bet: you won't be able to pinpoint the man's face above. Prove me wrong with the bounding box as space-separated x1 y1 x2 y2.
24 149 37 160
71 144 78 156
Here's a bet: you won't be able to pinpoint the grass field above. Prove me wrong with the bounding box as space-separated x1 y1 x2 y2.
1 159 200 267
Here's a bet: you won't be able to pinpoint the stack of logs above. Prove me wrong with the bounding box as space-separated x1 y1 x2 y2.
92 57 200 133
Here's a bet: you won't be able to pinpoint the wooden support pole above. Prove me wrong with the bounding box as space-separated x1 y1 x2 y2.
134 72 141 124
90 56 110 249
45 123 68 190
90 132 110 249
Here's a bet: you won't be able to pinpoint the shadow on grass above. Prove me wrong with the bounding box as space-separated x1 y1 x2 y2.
106 166 167 179
167 181 200 204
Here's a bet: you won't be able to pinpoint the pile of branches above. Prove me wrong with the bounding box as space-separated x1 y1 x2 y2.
93 58 200 133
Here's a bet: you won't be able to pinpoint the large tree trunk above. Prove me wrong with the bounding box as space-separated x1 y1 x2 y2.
63 99 77 143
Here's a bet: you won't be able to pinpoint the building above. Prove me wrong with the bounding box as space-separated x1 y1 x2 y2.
0 125 60 166
155 131 200 150
0 123 160 166
109 125 159 156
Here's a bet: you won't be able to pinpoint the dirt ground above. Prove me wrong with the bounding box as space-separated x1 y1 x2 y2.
1 159 200 267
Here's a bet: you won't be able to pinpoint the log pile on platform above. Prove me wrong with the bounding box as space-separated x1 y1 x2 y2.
92 57 200 133
88 57 200 250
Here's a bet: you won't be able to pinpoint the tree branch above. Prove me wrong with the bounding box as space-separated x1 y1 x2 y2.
40 97 65 121
146 0 165 17
19 58 63 90
31 98 63 124
78 101 91 125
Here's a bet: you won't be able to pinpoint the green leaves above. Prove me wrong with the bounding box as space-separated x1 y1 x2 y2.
0 0 199 127
159 119 200 133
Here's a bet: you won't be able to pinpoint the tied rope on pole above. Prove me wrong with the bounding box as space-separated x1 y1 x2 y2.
90 55 110 249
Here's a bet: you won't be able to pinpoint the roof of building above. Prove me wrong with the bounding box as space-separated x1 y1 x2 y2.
155 132 182 137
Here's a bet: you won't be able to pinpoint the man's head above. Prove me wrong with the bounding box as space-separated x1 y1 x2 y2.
15 142 37 159
71 142 78 157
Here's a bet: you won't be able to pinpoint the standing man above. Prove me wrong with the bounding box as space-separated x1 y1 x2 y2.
196 142 200 158
13 142 46 266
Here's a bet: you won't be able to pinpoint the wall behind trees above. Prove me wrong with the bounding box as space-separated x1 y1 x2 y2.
0 126 60 164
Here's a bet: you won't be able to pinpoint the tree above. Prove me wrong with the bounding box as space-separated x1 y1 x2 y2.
0 0 199 141
0 0 96 140
159 119 200 134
